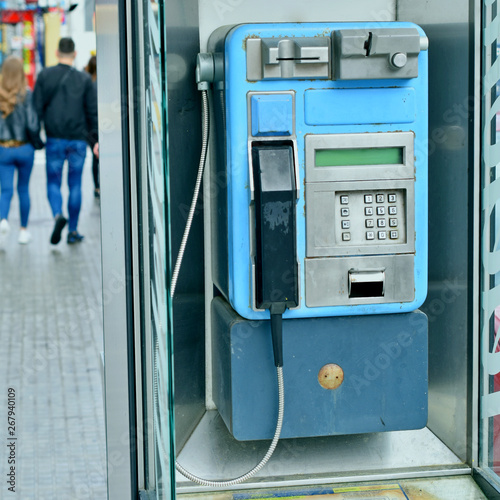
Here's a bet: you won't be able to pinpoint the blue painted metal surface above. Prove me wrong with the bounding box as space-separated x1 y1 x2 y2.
251 93 294 136
212 297 428 441
212 22 428 320
304 87 417 126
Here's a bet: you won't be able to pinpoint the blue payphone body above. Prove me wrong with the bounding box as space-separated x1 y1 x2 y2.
208 22 428 321
202 23 429 442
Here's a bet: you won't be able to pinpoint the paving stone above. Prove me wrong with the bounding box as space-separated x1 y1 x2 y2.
0 150 107 499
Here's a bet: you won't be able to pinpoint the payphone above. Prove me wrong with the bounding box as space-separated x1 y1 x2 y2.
175 22 429 486
206 22 428 321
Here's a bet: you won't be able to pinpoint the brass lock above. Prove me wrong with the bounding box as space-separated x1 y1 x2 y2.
318 363 344 390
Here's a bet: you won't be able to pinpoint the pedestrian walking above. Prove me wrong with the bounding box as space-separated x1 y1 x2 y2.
84 54 99 199
0 56 42 245
34 37 98 245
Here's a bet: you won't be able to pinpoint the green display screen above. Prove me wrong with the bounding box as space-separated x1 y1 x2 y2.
315 147 403 167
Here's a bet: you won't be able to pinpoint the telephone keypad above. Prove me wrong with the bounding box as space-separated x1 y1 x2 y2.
336 189 406 246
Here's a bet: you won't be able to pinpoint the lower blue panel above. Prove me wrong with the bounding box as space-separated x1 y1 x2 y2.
212 297 428 441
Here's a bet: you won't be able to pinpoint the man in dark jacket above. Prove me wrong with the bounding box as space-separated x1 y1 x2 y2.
34 37 98 244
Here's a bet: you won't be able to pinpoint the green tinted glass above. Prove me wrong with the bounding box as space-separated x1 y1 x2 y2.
316 147 403 167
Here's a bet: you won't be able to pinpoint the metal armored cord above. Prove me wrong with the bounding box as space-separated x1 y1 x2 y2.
157 88 285 487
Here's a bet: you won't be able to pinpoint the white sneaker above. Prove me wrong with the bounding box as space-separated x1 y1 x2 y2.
0 219 10 234
18 230 31 244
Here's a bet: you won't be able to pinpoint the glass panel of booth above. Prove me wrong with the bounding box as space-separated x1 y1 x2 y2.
481 0 500 490
137 0 176 498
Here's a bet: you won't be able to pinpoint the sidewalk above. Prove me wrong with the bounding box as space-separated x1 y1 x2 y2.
0 150 107 499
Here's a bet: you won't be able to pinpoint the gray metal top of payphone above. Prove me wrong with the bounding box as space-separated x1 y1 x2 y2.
246 27 427 81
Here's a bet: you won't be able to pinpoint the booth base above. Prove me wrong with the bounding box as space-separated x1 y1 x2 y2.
177 475 487 499
175 410 468 493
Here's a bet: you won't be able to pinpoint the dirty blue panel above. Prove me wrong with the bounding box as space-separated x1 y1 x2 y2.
251 93 294 136
212 297 428 441
211 22 428 320
304 88 417 126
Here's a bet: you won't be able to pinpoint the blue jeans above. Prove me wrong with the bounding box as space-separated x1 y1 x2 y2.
46 138 87 232
0 144 35 227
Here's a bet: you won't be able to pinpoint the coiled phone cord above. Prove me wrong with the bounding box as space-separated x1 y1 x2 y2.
158 89 285 486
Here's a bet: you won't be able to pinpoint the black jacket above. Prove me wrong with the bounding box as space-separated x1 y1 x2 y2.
0 89 41 144
34 63 98 147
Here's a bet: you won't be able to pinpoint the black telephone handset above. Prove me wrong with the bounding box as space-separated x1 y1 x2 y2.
252 142 299 366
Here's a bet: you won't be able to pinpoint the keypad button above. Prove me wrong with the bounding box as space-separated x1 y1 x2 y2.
378 231 387 240
388 194 397 203
340 195 349 205
366 219 374 228
342 220 350 229
389 218 398 227
376 194 385 203
342 232 351 241
364 194 373 204
389 206 397 215
365 207 373 216
376 206 386 215
377 219 386 228
390 231 398 239
341 208 349 217
366 231 375 240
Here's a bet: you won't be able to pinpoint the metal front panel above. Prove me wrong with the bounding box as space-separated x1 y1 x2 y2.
246 37 331 81
334 28 422 80
305 254 415 307
305 132 415 183
306 179 415 258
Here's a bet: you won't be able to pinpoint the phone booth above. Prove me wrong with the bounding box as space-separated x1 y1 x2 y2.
95 0 499 498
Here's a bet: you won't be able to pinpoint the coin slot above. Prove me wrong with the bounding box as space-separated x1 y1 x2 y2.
348 270 385 298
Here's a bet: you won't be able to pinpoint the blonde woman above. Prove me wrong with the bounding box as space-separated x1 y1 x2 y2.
0 56 42 244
